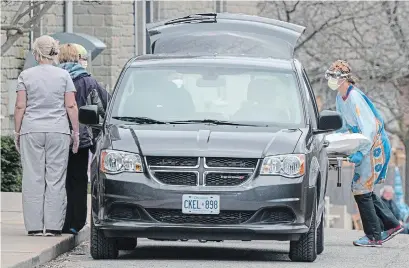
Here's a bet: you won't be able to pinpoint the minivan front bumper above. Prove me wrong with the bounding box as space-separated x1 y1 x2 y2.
93 172 316 241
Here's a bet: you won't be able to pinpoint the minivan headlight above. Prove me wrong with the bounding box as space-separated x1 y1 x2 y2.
260 154 305 178
100 150 143 174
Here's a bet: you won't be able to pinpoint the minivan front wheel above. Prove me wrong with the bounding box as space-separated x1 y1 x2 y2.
90 218 119 259
289 200 317 262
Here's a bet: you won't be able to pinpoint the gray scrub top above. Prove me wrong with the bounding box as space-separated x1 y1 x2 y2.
16 64 76 135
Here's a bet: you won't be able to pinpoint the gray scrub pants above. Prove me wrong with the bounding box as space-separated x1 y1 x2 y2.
20 132 71 232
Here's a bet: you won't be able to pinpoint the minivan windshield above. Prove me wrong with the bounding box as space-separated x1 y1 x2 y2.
111 65 305 128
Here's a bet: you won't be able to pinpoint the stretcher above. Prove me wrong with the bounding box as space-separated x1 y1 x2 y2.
328 153 348 188
325 133 370 188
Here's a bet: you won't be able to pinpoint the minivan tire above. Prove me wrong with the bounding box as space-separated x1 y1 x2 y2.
317 213 324 255
289 200 317 262
90 218 119 259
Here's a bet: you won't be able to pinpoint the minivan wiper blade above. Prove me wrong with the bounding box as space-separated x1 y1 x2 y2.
169 119 259 126
112 116 168 124
164 13 217 25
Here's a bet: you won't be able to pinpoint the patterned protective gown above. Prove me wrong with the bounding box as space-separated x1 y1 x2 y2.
335 85 391 195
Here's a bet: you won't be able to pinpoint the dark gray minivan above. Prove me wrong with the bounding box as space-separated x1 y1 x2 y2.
80 13 342 262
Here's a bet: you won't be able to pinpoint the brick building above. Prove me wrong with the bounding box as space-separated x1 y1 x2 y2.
1 0 264 134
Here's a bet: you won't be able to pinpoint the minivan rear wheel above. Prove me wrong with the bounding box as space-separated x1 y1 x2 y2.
289 200 317 262
90 218 119 259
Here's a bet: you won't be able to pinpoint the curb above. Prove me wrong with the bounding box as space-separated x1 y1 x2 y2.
9 225 90 268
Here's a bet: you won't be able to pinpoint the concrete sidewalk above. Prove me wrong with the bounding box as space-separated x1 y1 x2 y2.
1 192 91 268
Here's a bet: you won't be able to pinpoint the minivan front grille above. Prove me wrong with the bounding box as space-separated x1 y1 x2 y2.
146 209 254 224
205 172 251 186
146 157 257 187
146 156 198 167
153 171 198 186
205 157 258 169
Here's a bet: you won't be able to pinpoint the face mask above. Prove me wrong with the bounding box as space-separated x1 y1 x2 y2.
327 77 340 90
80 60 88 69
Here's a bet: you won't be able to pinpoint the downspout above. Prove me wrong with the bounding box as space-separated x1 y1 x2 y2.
134 0 138 56
141 0 146 55
134 0 147 55
64 0 73 33
29 0 33 50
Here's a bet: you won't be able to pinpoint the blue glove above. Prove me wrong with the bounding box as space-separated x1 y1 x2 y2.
348 151 364 164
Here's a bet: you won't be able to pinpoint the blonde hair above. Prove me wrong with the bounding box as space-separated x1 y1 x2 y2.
32 35 59 63
58 43 80 63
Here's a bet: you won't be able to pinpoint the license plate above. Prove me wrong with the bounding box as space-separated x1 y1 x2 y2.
182 194 220 214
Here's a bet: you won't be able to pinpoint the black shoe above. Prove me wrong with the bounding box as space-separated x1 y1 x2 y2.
44 229 62 237
28 230 43 236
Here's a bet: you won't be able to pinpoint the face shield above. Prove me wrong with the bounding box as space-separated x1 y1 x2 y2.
324 69 350 91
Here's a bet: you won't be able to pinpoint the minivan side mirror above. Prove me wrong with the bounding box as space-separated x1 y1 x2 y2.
79 105 100 127
313 110 343 134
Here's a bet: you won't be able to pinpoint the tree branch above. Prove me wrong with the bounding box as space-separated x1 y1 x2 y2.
10 1 28 24
382 1 408 61
0 25 30 34
1 1 56 55
12 1 48 25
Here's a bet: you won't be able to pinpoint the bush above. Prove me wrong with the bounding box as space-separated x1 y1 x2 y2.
1 135 22 192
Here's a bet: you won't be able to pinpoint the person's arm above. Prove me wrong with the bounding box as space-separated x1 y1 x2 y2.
347 91 377 156
88 88 106 119
95 82 111 110
14 74 27 133
64 72 79 134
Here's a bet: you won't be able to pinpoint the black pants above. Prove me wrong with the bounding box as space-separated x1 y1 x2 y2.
372 194 400 231
355 192 400 241
354 192 382 241
63 147 89 233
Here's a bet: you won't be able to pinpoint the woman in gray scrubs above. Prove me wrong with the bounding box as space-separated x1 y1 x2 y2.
13 35 80 236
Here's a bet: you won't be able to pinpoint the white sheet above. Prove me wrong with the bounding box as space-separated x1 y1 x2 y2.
325 133 371 155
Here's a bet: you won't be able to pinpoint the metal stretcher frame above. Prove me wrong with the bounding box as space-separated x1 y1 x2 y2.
328 153 348 187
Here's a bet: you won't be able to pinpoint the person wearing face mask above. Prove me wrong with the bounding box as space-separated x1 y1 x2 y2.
14 35 80 237
325 60 403 247
58 43 110 235
73 43 88 69
72 44 111 147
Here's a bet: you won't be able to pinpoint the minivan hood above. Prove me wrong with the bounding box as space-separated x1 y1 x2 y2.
110 125 302 158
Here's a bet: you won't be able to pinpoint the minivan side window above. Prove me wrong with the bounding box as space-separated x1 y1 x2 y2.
301 70 319 128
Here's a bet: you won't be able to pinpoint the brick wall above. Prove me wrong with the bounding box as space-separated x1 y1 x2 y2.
157 1 215 19
41 2 65 34
73 1 115 90
1 2 30 135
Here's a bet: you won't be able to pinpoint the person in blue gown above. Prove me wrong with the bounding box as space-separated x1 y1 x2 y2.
326 60 403 247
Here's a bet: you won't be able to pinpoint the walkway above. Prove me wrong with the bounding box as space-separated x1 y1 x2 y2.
1 192 90 268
